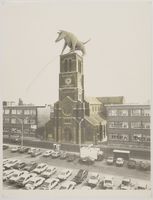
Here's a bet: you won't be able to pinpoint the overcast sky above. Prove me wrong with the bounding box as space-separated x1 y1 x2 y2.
0 1 151 105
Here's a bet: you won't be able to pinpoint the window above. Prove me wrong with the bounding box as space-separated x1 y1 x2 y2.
17 110 22 115
69 59 72 71
108 110 117 116
142 122 150 129
118 110 128 116
32 109 36 115
11 118 16 124
131 122 141 129
64 59 68 72
142 109 150 116
4 109 10 114
131 109 141 116
4 118 9 123
24 119 29 124
109 122 128 129
12 109 17 114
133 134 142 142
109 134 118 140
29 119 36 124
24 110 30 115
78 60 81 73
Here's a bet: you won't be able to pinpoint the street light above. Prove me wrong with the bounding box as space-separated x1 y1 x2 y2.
12 116 29 147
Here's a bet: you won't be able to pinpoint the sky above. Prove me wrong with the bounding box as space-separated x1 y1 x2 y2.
0 1 152 105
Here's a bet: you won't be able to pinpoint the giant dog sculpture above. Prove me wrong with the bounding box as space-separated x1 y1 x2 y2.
55 30 90 56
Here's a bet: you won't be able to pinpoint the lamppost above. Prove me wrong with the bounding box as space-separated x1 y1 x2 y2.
13 116 29 147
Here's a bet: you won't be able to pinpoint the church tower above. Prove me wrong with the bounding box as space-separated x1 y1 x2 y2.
54 53 86 144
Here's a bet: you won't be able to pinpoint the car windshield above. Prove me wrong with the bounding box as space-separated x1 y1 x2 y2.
105 180 112 184
37 166 42 169
60 171 66 175
51 181 56 185
43 182 49 187
12 174 18 177
90 176 97 179
46 169 52 172
122 180 129 186
60 186 66 189
18 177 25 181
28 181 34 184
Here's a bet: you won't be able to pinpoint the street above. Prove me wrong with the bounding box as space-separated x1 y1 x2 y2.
3 144 151 190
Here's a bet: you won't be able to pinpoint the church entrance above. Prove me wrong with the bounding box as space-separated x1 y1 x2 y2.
63 127 72 142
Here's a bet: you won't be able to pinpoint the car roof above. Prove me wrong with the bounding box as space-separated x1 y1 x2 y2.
45 178 59 183
38 163 47 166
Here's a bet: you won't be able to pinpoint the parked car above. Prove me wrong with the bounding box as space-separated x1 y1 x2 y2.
25 177 45 190
116 158 124 167
16 173 37 187
79 157 94 165
8 170 28 184
135 182 148 190
87 173 100 187
11 146 21 153
102 176 114 189
4 159 20 169
31 149 42 157
127 159 137 169
38 178 59 190
41 166 57 179
60 152 67 160
19 146 29 153
32 163 48 174
66 154 76 162
57 169 72 181
28 148 37 154
3 169 16 181
59 181 76 190
80 186 92 190
23 161 38 172
42 150 54 157
138 161 150 171
72 169 88 184
51 151 60 158
3 159 12 166
13 161 27 170
3 144 9 150
106 157 114 165
118 178 133 190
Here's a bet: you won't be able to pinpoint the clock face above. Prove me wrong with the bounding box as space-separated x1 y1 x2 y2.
65 77 72 85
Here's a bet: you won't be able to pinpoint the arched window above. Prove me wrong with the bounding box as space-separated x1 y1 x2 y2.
78 60 81 73
69 59 72 71
64 59 68 72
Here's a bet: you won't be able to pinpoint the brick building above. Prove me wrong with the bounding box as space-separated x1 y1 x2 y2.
3 101 51 137
105 104 150 147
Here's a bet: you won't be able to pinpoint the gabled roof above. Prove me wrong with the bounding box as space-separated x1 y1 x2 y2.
85 97 102 105
85 114 106 125
97 96 124 104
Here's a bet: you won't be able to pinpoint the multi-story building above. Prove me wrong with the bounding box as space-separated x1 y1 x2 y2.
3 101 51 137
105 104 150 147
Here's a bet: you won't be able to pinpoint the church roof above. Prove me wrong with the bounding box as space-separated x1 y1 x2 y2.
97 96 124 104
85 97 102 105
85 114 106 125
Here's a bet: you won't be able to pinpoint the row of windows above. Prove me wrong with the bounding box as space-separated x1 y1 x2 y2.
109 134 150 142
3 118 36 125
91 105 101 113
108 122 150 129
108 109 150 117
4 109 36 115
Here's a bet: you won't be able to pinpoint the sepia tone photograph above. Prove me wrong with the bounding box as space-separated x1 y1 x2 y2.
0 0 152 199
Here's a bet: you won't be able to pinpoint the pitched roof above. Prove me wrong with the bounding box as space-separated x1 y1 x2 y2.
97 96 124 104
85 97 102 105
85 114 106 125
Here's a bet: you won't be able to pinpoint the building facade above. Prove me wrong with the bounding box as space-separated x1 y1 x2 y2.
3 102 50 137
105 104 150 147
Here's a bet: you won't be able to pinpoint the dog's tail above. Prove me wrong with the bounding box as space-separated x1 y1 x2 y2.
83 39 91 45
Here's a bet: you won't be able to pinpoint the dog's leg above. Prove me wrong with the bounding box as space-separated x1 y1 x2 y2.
61 42 67 55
